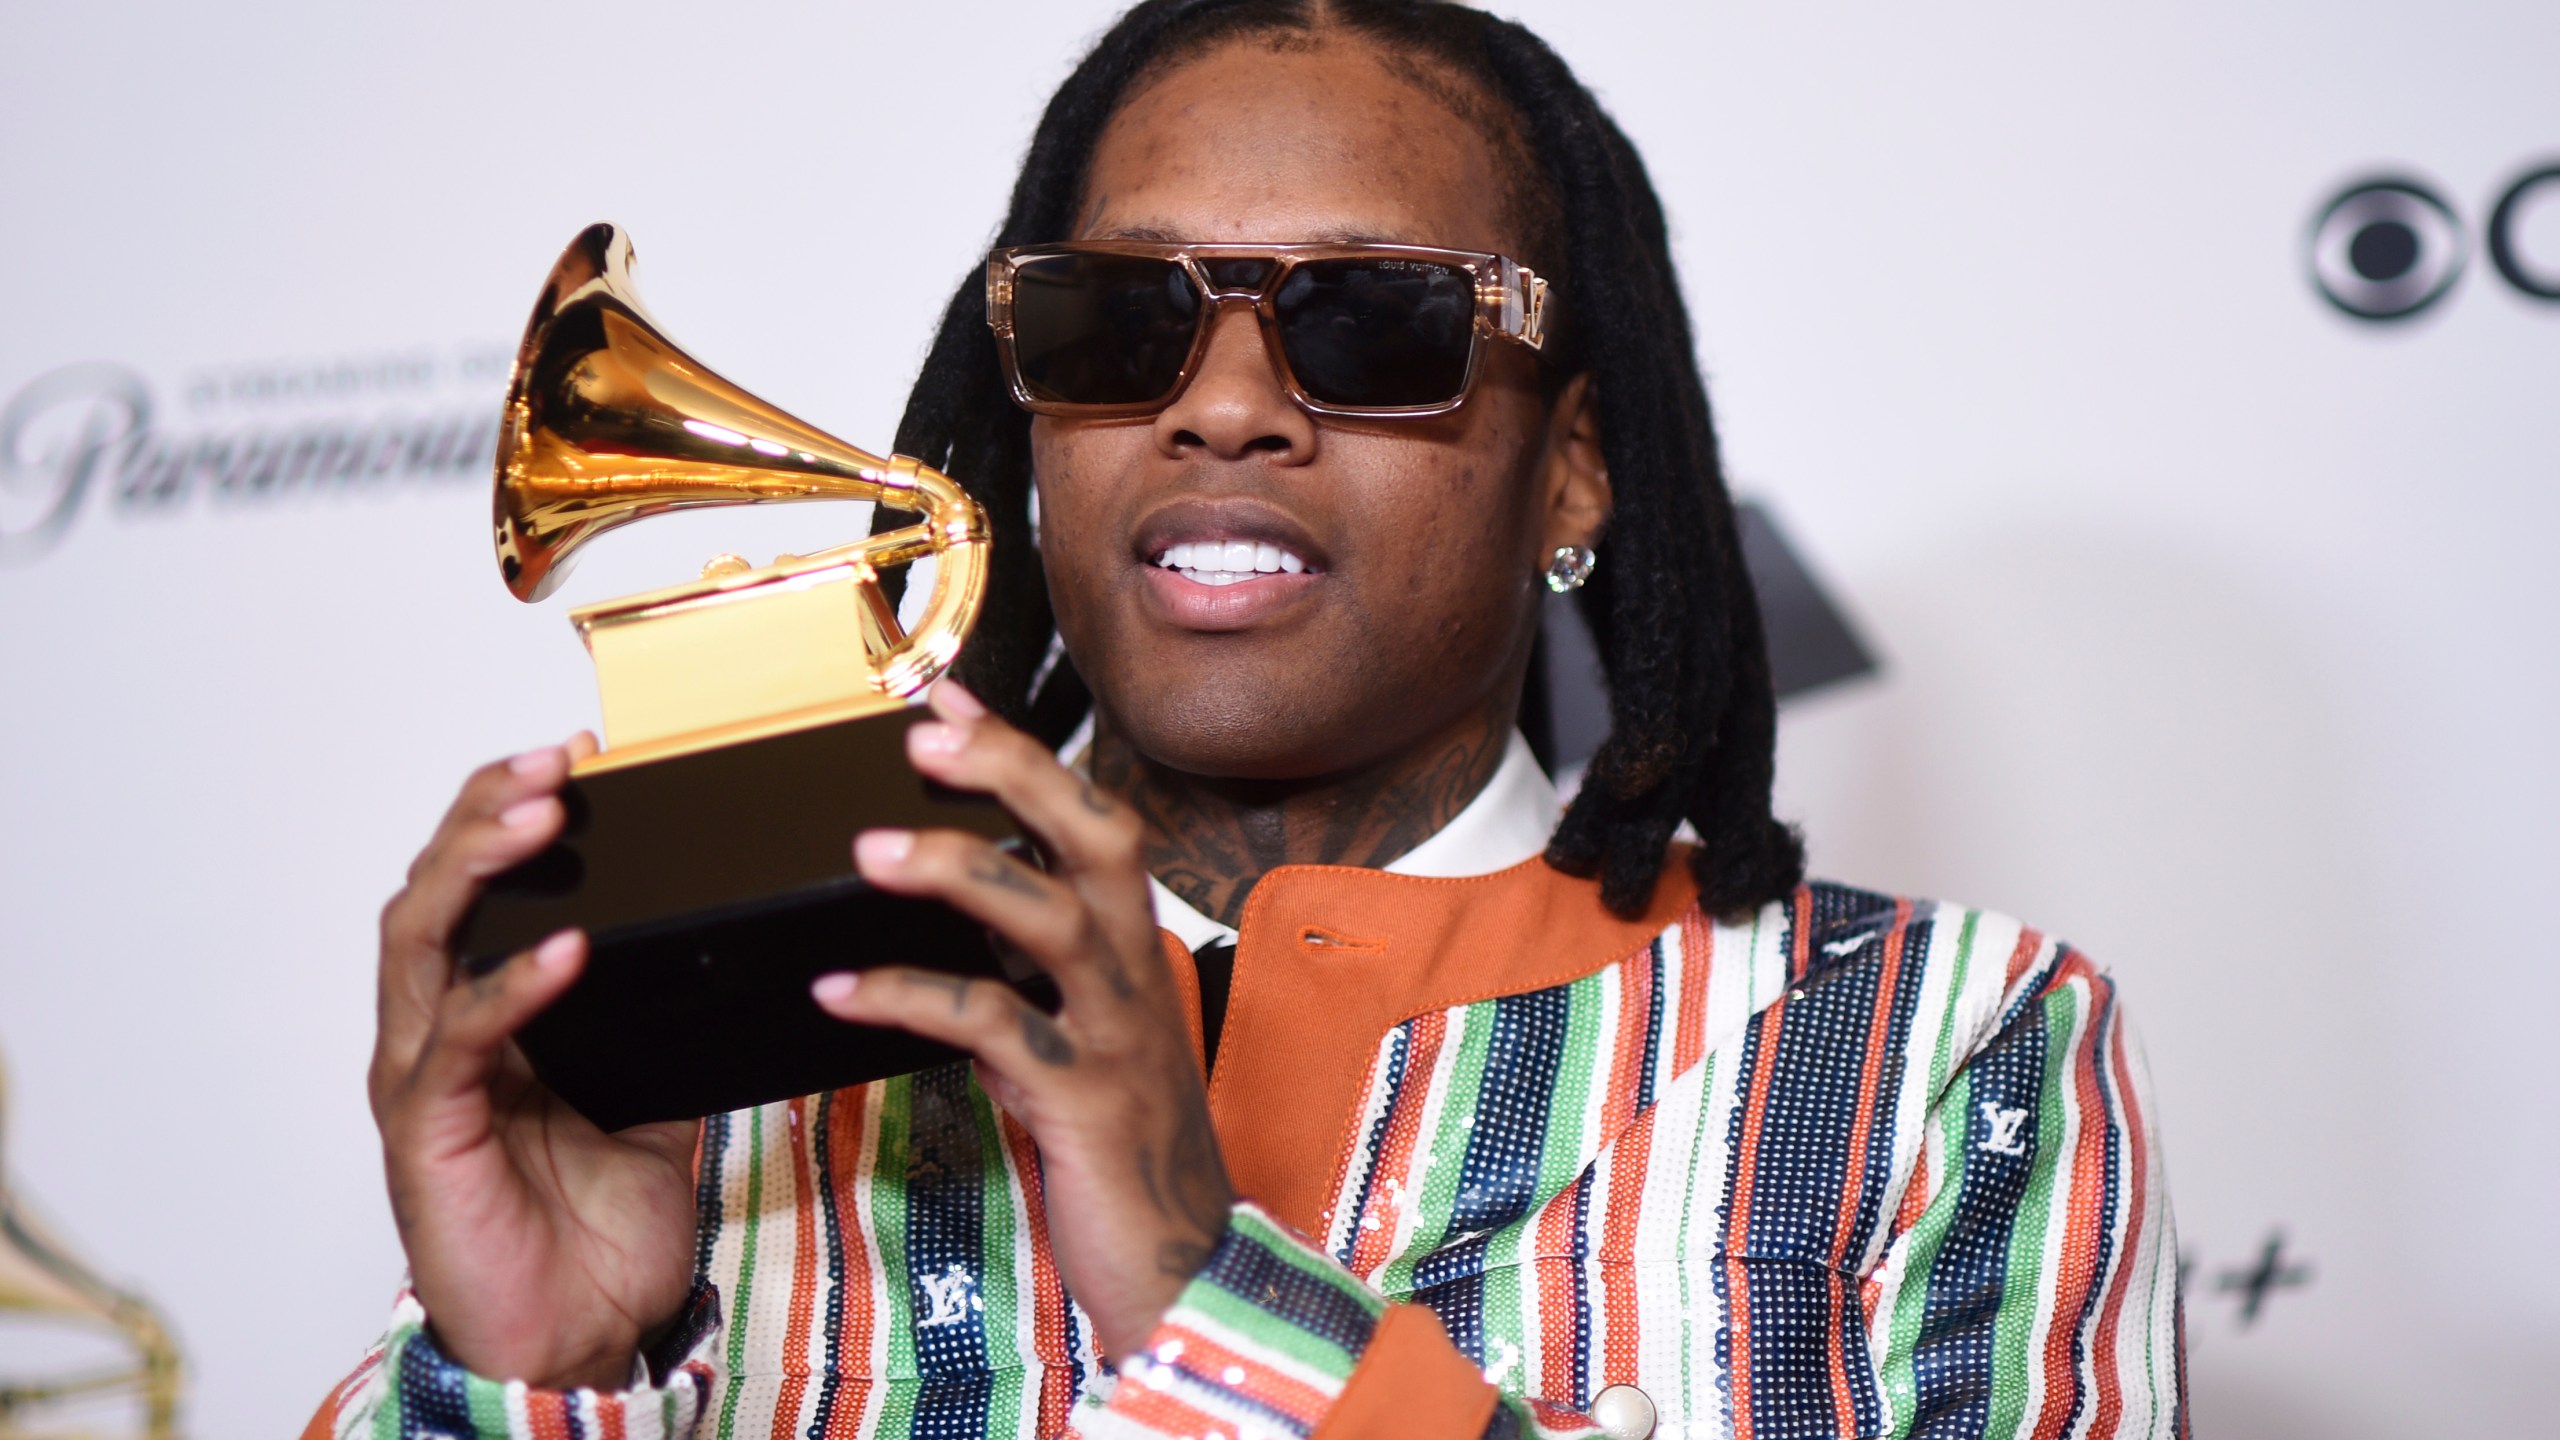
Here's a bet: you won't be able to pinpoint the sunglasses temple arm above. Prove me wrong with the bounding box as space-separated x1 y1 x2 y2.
984 258 1014 335
1493 258 1550 351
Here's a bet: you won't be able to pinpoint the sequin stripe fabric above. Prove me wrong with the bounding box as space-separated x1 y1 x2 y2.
1089 1205 1383 1439
1861 948 2186 1440
1319 886 1797 1434
317 1290 715 1440
309 1332 386 1440
313 1068 1096 1440
685 1067 1094 1439
1313 885 2184 1439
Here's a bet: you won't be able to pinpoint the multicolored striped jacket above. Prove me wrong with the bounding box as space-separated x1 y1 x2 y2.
308 856 2186 1440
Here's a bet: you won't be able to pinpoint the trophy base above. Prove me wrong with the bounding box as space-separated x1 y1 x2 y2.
452 706 1042 1132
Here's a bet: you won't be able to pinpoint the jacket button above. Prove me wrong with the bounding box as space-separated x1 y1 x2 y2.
1590 1384 1655 1440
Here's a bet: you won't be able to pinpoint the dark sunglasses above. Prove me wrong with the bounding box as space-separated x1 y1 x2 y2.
984 241 1551 418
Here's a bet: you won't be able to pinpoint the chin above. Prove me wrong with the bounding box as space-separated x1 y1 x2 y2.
1101 677 1391 782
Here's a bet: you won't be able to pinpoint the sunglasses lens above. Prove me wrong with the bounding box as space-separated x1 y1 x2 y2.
1008 253 1200 407
1274 258 1476 409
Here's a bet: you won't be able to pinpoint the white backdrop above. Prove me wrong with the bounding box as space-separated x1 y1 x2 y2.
1 2 2552 1435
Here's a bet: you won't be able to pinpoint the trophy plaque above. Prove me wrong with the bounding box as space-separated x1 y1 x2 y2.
451 223 1042 1132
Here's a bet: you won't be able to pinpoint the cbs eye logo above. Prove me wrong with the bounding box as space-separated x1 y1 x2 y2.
2308 163 2560 322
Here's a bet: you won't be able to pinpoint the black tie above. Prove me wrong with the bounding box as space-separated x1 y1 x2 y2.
1192 938 1238 1075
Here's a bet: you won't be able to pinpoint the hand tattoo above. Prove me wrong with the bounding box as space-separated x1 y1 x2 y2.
902 971 974 1015
969 854 1048 900
1134 1094 1230 1276
1092 941 1140 1001
1019 1009 1075 1066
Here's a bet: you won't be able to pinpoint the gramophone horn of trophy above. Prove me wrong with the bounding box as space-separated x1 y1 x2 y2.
451 223 1043 1132
0 1052 181 1438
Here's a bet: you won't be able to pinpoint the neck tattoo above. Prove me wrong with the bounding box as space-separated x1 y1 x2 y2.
1088 703 1513 930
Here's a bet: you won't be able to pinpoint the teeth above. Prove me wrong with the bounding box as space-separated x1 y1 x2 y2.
1150 539 1310 583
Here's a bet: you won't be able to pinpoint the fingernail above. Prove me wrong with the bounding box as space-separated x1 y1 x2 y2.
508 747 559 776
855 829 915 867
932 681 987 719
811 972 859 1004
499 797 554 828
535 930 581 970
909 721 963 757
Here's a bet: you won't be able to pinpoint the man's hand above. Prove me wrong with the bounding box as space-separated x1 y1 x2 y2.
812 683 1233 1361
369 736 700 1390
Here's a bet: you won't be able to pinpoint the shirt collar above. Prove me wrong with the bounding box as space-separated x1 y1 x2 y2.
1146 729 1558 951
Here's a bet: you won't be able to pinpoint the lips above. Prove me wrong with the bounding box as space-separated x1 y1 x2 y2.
1129 500 1328 631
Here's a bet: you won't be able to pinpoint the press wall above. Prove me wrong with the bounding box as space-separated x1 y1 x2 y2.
1 2 2552 1433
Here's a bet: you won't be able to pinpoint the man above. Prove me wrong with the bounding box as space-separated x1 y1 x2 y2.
318 3 2185 1437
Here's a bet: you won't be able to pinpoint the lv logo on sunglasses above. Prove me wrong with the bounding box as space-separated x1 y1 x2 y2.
985 241 1550 419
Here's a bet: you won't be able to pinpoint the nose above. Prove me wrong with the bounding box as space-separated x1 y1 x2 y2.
1152 299 1317 463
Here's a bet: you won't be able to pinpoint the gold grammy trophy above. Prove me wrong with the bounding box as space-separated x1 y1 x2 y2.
0 1053 180 1438
452 224 1038 1131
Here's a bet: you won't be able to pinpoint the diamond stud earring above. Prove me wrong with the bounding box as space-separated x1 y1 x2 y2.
1544 545 1597 593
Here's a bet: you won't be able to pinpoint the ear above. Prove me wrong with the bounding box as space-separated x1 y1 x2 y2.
1537 372 1611 554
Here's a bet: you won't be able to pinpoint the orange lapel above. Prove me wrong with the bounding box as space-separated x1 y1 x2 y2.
1199 854 1697 1236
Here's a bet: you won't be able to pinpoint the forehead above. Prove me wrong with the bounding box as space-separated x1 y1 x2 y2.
1080 39 1517 254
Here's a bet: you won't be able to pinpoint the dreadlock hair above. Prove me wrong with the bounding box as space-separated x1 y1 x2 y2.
874 0 1804 920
